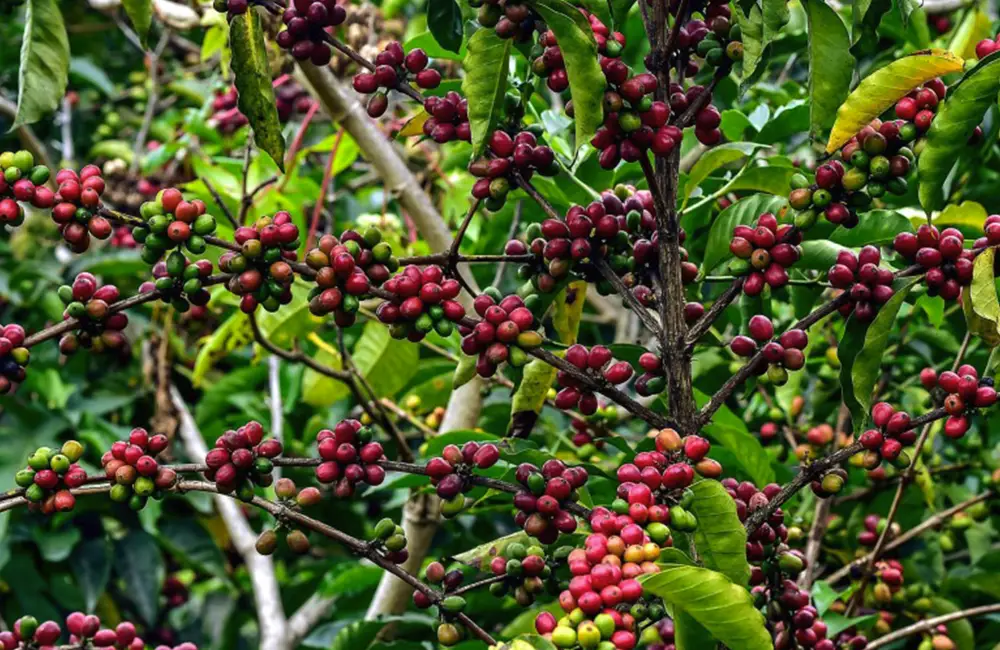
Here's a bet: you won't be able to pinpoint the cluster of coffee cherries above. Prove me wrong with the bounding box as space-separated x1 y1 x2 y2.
730 315 808 385
414 561 476 645
461 290 543 377
220 213 300 313
857 402 916 468
276 0 347 66
14 441 87 514
536 516 666 650
513 460 588 543
0 150 52 227
532 13 625 93
209 86 249 134
425 440 500 516
368 516 410 563
376 265 466 341
471 0 539 41
612 429 718 528
690 11 744 67
140 252 213 314
314 418 386 497
215 0 250 19
469 130 558 210
893 79 948 135
203 421 282 500
857 513 899 547
0 613 197 650
101 428 178 511
421 92 471 143
111 225 137 248
809 467 848 498
353 43 441 117
870 559 906 607
254 478 322 555
893 224 973 301
590 71 677 168
828 246 895 322
484 542 559 606
919 364 996 438
57 273 128 355
305 228 396 325
646 617 675 650
50 166 113 252
634 352 666 397
0 323 29 393
135 188 217 263
162 575 190 610
568 409 616 455
722 480 835 650
728 213 801 295
554 345 634 415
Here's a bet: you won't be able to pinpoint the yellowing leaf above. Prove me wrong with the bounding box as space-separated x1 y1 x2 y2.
398 111 430 137
965 248 1000 347
826 49 965 152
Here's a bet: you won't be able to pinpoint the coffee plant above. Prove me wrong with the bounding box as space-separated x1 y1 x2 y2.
0 0 1000 648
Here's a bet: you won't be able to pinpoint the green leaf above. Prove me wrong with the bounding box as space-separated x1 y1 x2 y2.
462 29 512 158
453 354 478 389
122 0 153 48
610 0 635 27
689 480 751 587
13 0 69 129
69 58 115 95
722 165 800 197
930 598 975 650
798 240 850 270
829 210 914 246
825 49 965 152
674 610 716 650
736 0 787 92
682 142 768 207
965 247 1000 347
849 278 920 423
948 9 993 60
918 51 1000 212
453 531 531 567
529 0 605 148
838 315 869 426
695 389 774 486
428 0 464 53
804 0 854 136
640 565 772 650
703 194 788 273
71 538 111 612
115 530 164 625
33 524 80 562
230 10 286 170
302 323 419 407
192 311 254 385
404 31 467 61
851 0 891 56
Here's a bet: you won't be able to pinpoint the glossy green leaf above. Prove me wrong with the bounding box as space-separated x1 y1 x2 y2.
674 610 716 650
682 142 768 207
640 565 772 650
736 0 787 92
302 323 419 406
72 537 111 612
428 0 464 53
930 598 975 650
529 0 605 148
851 0 891 56
122 0 153 48
799 240 851 271
723 165 800 197
453 354 478 389
965 247 1000 347
850 278 920 422
13 0 69 129
463 29 512 158
826 49 965 152
230 10 286 170
948 9 993 60
702 194 788 274
115 530 164 625
918 51 1000 212
695 389 774 486
829 210 914 246
610 0 635 26
689 480 751 586
804 0 854 135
